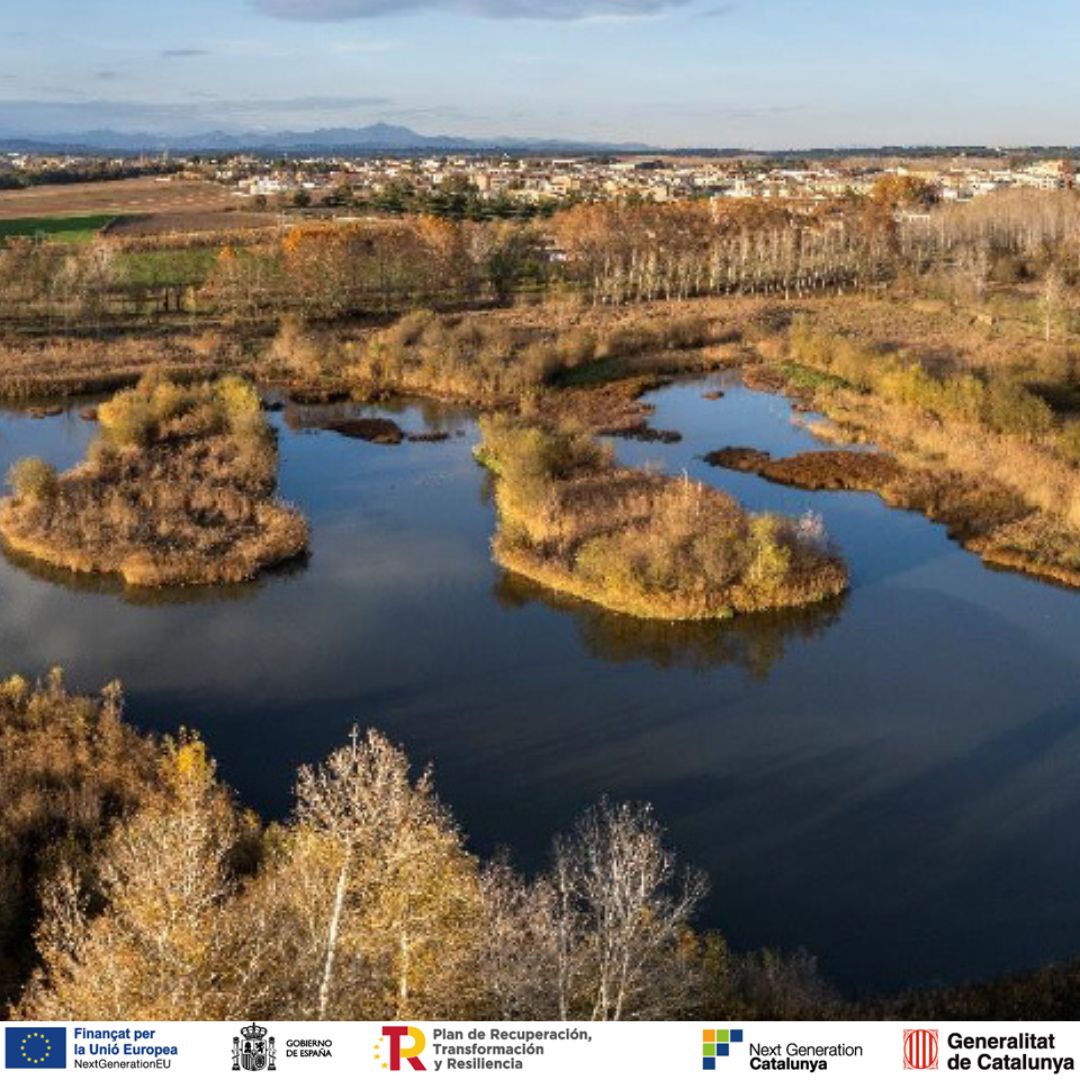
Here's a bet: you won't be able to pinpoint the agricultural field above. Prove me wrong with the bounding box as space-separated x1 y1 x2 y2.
0 214 115 244
0 176 247 236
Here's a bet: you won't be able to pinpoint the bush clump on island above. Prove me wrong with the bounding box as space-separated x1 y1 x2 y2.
0 372 309 587
476 418 848 621
342 308 728 407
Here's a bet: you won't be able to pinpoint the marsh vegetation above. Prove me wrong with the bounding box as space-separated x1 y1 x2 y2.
759 316 1080 586
476 418 848 620
0 373 308 586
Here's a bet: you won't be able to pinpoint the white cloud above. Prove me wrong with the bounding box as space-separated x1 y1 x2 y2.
255 0 688 21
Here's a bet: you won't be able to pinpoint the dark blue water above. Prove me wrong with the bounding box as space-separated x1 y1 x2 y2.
2 376 1080 997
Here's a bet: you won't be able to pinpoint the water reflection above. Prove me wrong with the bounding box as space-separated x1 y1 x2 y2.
281 396 472 438
4 379 1080 995
494 570 845 678
0 540 308 607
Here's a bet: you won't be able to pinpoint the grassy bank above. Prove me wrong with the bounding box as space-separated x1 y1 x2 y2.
749 315 1080 588
0 297 742 402
0 330 248 401
476 418 848 621
0 373 308 586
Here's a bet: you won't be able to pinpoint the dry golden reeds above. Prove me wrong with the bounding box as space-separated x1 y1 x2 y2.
0 373 308 587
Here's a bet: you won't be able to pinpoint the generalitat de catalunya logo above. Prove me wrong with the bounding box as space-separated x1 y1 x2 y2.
702 1029 744 1070
374 1027 427 1072
5 1028 68 1070
904 1029 939 1070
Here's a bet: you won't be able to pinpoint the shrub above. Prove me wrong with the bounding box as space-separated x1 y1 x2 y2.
742 517 794 601
215 375 262 432
0 672 160 1006
555 327 598 369
661 314 712 350
477 419 847 620
597 323 659 360
1058 419 1080 464
982 379 1054 439
391 308 439 347
97 389 155 448
518 341 561 387
7 458 58 504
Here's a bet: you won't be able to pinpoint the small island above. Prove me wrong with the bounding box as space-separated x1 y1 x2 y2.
0 373 309 587
476 418 848 621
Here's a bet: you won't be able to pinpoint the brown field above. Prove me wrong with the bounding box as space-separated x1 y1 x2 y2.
0 177 238 223
105 209 278 237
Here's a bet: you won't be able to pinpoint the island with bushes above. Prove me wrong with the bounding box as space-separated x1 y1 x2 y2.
476 418 848 621
0 372 308 587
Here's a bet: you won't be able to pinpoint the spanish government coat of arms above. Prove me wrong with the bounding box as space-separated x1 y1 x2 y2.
232 1023 277 1072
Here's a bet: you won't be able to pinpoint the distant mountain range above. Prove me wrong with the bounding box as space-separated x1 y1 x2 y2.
0 122 656 155
3 125 1078 159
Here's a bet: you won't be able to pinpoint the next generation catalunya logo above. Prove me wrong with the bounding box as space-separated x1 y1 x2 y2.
703 1029 865 1072
5 1029 68 1070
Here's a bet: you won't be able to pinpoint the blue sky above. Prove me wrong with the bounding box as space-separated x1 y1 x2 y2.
1 0 1078 147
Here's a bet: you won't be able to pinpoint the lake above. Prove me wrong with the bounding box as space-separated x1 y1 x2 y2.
2 374 1080 996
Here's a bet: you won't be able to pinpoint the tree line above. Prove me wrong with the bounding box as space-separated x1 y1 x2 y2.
1 185 1078 329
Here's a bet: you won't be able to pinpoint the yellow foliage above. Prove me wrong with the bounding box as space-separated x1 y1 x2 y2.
477 419 847 621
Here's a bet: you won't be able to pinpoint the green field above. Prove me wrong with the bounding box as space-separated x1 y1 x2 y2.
0 214 116 244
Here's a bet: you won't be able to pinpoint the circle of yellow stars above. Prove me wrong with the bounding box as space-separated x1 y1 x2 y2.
20 1033 52 1065
374 1037 388 1069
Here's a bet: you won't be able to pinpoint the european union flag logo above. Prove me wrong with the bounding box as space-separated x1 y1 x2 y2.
5 1028 67 1069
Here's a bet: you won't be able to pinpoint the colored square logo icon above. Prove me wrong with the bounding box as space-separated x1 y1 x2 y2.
703 1029 743 1068
5 1028 67 1070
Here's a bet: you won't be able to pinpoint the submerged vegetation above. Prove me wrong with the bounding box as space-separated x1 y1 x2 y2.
0 372 308 587
476 418 848 621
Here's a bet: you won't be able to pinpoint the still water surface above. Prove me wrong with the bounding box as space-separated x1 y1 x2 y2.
2 375 1079 995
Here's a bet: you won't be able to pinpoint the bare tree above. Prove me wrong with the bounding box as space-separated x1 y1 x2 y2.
293 727 482 1020
1041 264 1066 343
549 798 707 1020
